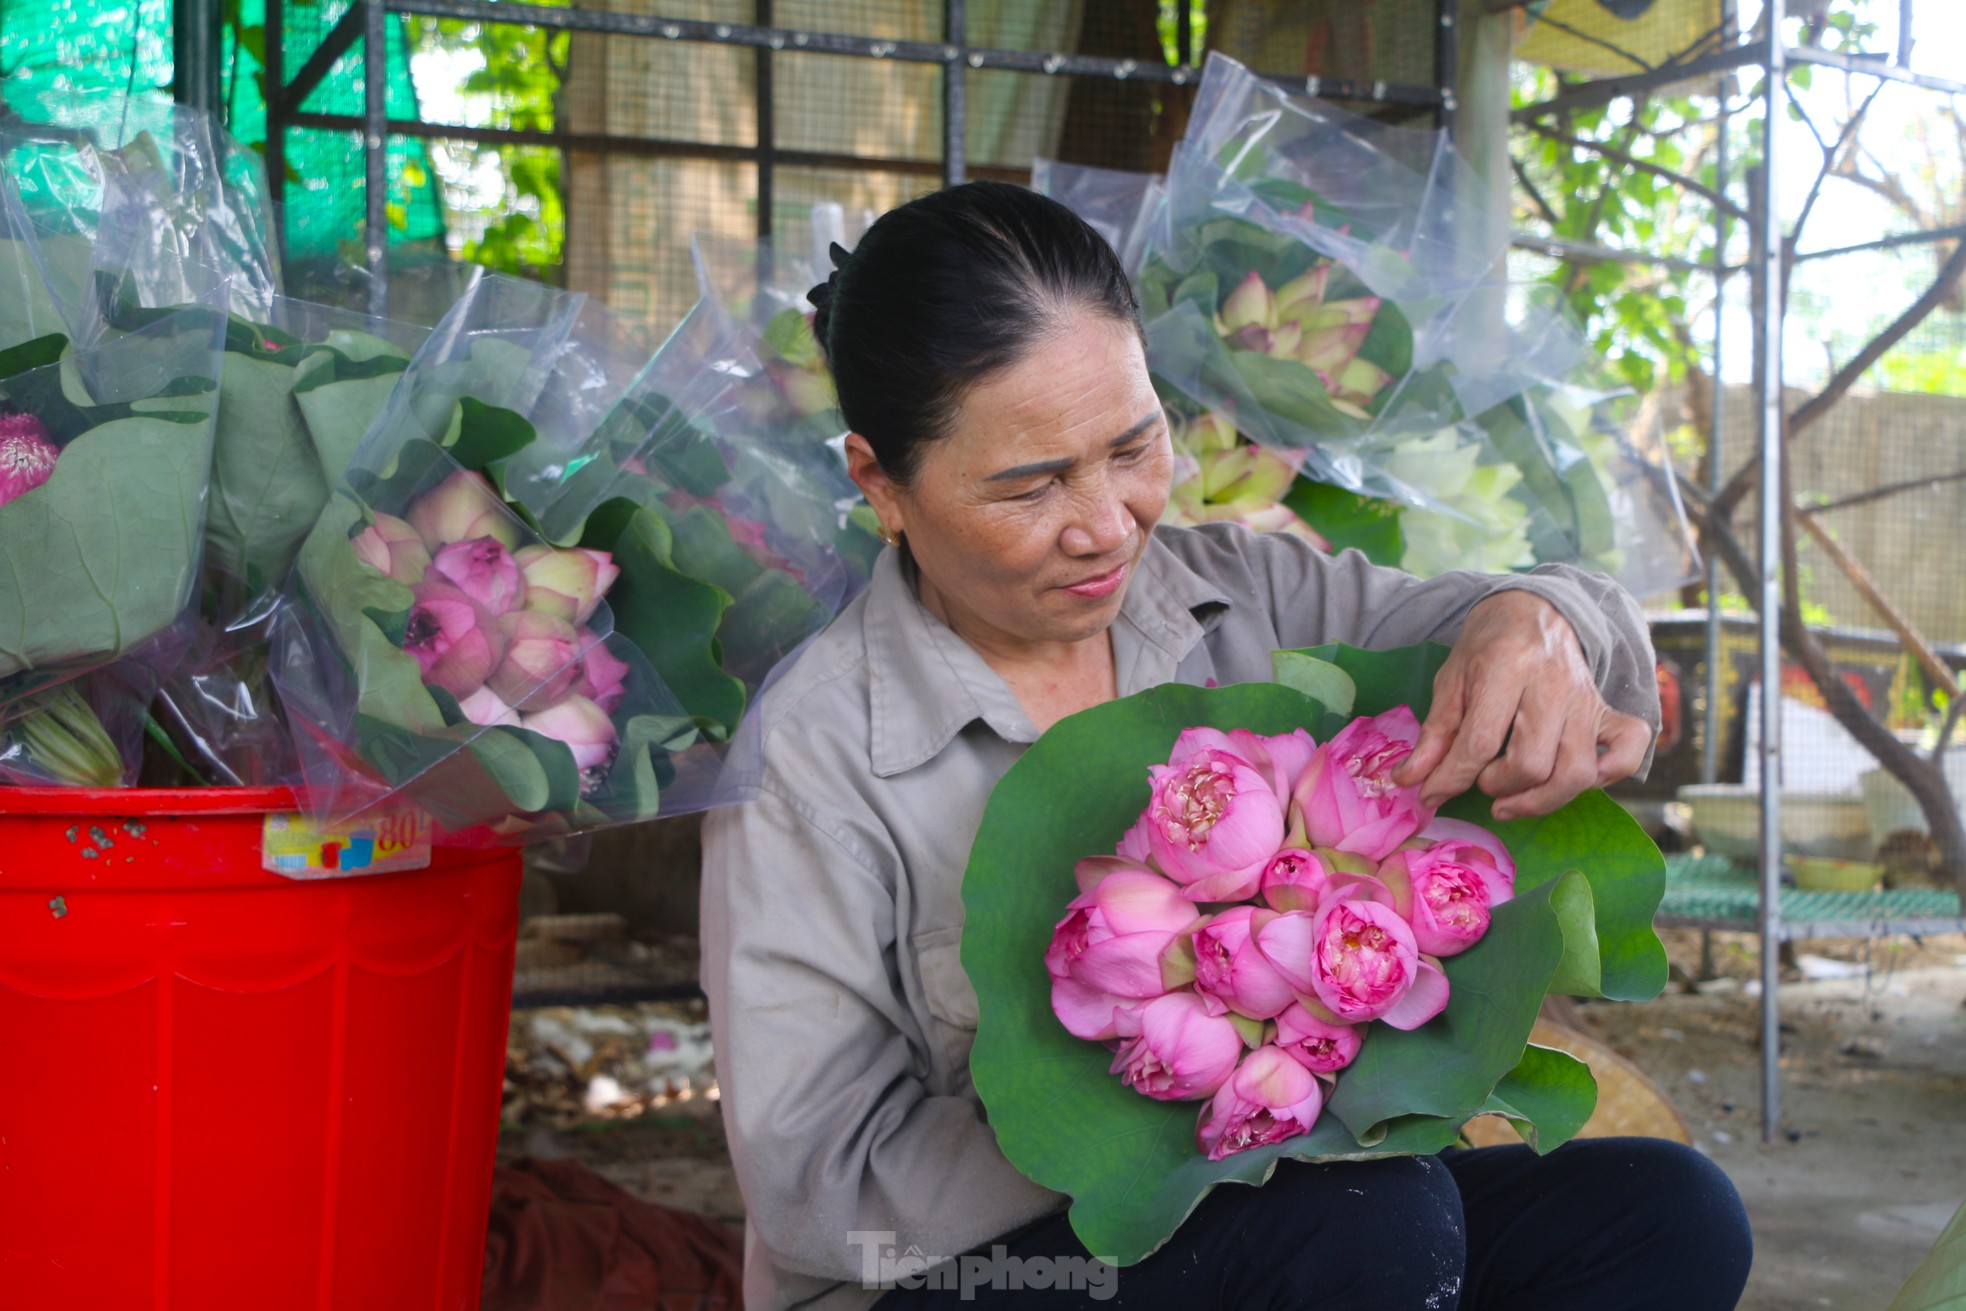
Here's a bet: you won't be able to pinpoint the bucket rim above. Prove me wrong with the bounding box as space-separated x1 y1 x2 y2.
0 786 298 817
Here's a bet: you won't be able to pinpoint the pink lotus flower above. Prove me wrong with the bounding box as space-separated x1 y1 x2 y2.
1108 992 1245 1102
1191 905 1297 1021
1165 726 1316 806
1145 748 1286 901
455 686 521 728
351 512 432 585
520 693 620 795
1258 847 1330 914
488 610 582 709
1274 1000 1362 1075
0 412 59 507
516 545 621 626
403 581 506 700
1048 865 1198 1041
408 470 519 553
1288 898 1448 1030
1116 813 1154 864
569 630 630 714
429 537 523 616
1195 1045 1325 1160
1377 819 1516 958
1289 707 1435 862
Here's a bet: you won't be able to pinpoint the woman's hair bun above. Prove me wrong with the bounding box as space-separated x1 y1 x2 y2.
805 242 855 356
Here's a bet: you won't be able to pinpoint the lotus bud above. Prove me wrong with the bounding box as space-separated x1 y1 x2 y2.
407 470 519 552
0 412 59 508
1218 271 1275 333
1296 297 1380 331
350 512 433 585
455 686 522 728
1225 323 1273 355
1297 323 1370 375
403 581 507 700
520 693 620 795
1185 411 1239 454
516 545 621 627
569 629 630 715
488 609 582 709
428 536 523 615
1274 266 1330 320
1332 357 1392 407
1266 320 1303 360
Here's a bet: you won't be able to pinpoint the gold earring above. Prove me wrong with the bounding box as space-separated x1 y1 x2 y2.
877 525 900 547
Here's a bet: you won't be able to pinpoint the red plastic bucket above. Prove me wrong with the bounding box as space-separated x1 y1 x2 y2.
0 788 522 1310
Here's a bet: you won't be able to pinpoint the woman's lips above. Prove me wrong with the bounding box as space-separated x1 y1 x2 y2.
1061 562 1128 599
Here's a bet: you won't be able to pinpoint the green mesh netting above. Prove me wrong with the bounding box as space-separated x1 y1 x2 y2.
1662 853 1966 930
1 0 446 267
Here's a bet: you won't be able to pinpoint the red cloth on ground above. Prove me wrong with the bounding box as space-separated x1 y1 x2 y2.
482 1157 745 1311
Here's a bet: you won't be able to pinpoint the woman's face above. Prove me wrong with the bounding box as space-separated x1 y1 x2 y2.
848 310 1173 655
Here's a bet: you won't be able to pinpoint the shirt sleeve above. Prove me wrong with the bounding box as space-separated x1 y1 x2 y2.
1236 530 1661 772
699 777 1061 1290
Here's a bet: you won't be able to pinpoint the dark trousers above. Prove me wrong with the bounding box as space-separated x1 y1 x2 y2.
874 1138 1752 1309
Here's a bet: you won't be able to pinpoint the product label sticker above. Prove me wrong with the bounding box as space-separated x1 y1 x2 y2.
261 806 433 878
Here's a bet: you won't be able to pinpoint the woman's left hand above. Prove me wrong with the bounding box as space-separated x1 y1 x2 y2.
1392 590 1653 821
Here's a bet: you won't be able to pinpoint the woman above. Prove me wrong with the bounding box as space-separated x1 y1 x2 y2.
701 182 1751 1311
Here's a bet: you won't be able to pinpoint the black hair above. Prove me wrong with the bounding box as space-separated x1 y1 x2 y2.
808 180 1141 484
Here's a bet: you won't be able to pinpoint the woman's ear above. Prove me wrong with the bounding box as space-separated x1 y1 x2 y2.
844 433 905 538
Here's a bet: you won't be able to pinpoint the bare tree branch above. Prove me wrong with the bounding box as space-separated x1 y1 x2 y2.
1714 226 1966 518
1791 79 1888 247
1799 467 1966 517
1510 154 1563 229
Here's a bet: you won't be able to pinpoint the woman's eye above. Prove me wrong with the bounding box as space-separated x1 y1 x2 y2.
1010 481 1051 503
1114 443 1148 464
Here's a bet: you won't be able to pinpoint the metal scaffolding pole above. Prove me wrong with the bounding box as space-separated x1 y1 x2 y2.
363 0 390 320
172 0 225 115
943 0 966 188
1702 1 1736 788
1754 0 1787 1145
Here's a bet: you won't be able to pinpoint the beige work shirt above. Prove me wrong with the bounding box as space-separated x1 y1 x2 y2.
700 521 1658 1311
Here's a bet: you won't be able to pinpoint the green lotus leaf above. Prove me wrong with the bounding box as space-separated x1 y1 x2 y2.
962 646 1665 1264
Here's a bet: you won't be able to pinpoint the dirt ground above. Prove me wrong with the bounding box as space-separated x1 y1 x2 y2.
500 929 1966 1310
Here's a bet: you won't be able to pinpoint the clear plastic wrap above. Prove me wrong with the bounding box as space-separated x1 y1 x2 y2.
689 231 881 587
1030 157 1163 275
0 85 279 334
0 295 226 714
152 299 436 791
275 275 863 843
0 642 175 788
1072 52 1696 589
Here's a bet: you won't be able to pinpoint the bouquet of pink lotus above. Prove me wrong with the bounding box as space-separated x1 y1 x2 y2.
1050 708 1518 1160
962 643 1668 1264
275 277 860 838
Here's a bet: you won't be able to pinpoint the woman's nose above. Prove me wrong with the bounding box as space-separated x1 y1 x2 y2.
1059 486 1132 556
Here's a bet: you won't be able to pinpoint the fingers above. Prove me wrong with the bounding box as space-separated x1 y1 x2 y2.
1474 692 1563 801
1593 710 1653 787
1414 677 1520 811
1491 702 1602 820
1392 665 1464 789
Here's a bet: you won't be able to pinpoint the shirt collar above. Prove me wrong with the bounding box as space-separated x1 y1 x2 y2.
863 531 1233 778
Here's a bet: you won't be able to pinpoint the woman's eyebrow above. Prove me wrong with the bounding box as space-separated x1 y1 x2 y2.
984 411 1163 482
